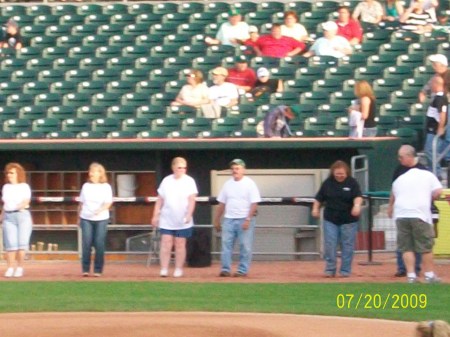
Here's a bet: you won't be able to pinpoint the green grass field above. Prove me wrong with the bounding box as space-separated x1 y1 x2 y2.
1 282 449 322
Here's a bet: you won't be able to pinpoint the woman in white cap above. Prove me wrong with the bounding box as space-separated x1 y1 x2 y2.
303 21 352 59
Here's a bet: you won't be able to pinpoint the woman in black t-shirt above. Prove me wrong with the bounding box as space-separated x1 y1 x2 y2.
312 160 363 277
1 19 22 50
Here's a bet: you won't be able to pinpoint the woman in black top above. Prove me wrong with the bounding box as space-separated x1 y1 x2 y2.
312 160 363 277
1 19 22 50
354 80 377 137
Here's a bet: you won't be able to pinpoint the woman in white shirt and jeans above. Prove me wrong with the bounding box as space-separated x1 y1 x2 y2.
78 162 113 277
2 162 32 278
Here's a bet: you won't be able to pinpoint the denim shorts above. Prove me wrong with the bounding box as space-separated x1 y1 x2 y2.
396 218 434 253
159 227 193 238
3 210 33 251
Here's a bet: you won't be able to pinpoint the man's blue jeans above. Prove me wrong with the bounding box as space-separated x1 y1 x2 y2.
396 250 421 274
80 218 108 274
425 132 444 178
323 220 358 276
220 217 255 274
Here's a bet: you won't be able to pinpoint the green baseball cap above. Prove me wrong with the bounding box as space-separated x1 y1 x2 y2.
229 158 246 167
228 8 240 16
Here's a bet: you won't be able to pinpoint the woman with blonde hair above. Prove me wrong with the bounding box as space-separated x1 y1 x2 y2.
349 80 377 137
78 162 113 277
151 157 198 278
171 69 210 108
2 162 32 278
416 320 450 337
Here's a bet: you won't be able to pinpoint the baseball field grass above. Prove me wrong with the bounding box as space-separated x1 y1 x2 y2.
1 282 448 322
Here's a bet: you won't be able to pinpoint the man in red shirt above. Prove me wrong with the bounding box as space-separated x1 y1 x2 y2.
336 6 363 45
254 23 306 58
226 55 257 93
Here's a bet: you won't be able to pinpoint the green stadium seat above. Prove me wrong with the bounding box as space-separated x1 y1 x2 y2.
408 41 439 55
388 127 418 147
97 24 124 37
1 58 26 72
241 117 262 132
95 46 122 59
285 1 312 12
437 42 449 55
362 30 391 44
374 115 397 135
204 2 230 13
77 80 105 94
16 47 41 60
295 67 326 82
91 117 121 132
383 65 414 81
42 47 67 60
324 65 354 81
128 3 154 15
91 93 120 107
312 79 342 94
120 69 149 82
38 69 65 83
106 105 135 119
149 68 178 81
19 106 46 119
197 130 229 138
206 45 236 57
390 89 419 105
71 24 98 37
402 77 427 91
165 80 185 94
211 117 241 132
47 106 75 120
329 90 354 104
304 115 335 133
300 11 328 32
110 14 135 26
76 131 106 139
166 105 198 118
9 14 34 26
189 12 217 25
135 14 162 26
68 46 96 59
121 92 150 108
335 116 350 132
122 117 151 132
162 13 190 25
379 103 409 119
150 92 177 106
367 54 396 67
79 57 106 72
16 131 46 139
107 130 137 139
167 130 197 138
30 36 56 49
59 14 84 26
283 79 312 93
82 35 109 48
103 3 128 15
414 65 434 79
193 56 222 72
52 4 77 16
62 93 91 108
269 92 298 105
0 69 12 83
245 11 273 26
136 130 166 139
109 35 135 48
374 89 390 105
299 91 328 105
106 80 135 94
250 56 280 69
179 2 205 14
32 117 60 133
27 4 51 16
151 117 181 132
34 14 60 26
106 57 135 70
191 34 209 45
354 66 384 81
181 117 211 132
153 2 179 15
77 4 103 16
122 45 151 58
0 82 21 96
401 115 425 144
7 93 33 108
0 107 17 122
136 105 165 119
291 129 321 137
226 104 257 119
55 35 82 49
337 54 367 69
93 68 120 82
124 24 151 37
373 78 403 92
150 23 179 36
3 118 32 133
46 131 76 139
390 30 419 43
179 45 208 58
396 54 425 67
23 81 49 95
164 56 191 70
22 25 47 42
64 69 91 82
135 80 165 94
62 118 90 132
76 105 105 119
233 2 258 14
34 93 62 108
291 104 316 118
26 58 53 72
317 103 347 116
308 55 338 68
379 41 411 58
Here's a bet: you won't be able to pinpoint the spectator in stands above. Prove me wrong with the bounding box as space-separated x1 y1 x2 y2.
312 160 363 278
151 157 198 278
263 105 295 138
226 55 257 93
416 320 450 337
303 21 352 59
352 80 377 137
336 6 363 45
419 54 450 103
1 19 22 50
411 0 439 22
382 0 405 22
352 0 384 25
400 0 434 33
242 25 260 53
171 69 210 109
387 144 442 284
79 162 113 277
202 67 239 118
204 8 249 47
254 23 306 58
2 163 32 278
214 158 261 277
281 11 309 42
424 76 448 178
250 67 283 101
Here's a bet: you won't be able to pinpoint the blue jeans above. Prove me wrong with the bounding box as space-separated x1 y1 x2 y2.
2 210 33 250
323 220 358 276
396 250 421 274
425 132 444 177
220 217 255 274
80 218 108 274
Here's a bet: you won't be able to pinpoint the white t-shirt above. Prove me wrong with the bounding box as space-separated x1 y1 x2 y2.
216 21 250 46
281 23 308 41
209 82 239 106
157 174 198 230
178 82 209 107
217 176 261 218
392 168 442 223
2 183 31 211
310 36 352 58
79 182 113 221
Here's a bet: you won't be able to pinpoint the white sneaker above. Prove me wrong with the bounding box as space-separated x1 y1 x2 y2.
160 269 168 277
13 267 23 278
173 268 183 278
4 268 14 278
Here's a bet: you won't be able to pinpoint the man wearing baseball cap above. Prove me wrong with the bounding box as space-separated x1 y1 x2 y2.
254 23 306 58
419 54 450 103
204 7 250 47
226 55 257 93
214 159 261 277
303 21 352 58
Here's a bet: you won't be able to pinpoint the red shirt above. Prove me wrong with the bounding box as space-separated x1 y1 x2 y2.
226 67 257 88
255 35 306 58
336 19 363 43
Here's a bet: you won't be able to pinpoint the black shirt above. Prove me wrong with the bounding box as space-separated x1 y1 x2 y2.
315 176 362 225
426 93 448 134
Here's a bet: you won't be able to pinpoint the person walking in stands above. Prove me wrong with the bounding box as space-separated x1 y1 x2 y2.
387 145 442 283
352 80 377 137
214 159 261 277
312 160 363 278
79 162 113 277
2 163 32 278
151 157 198 278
